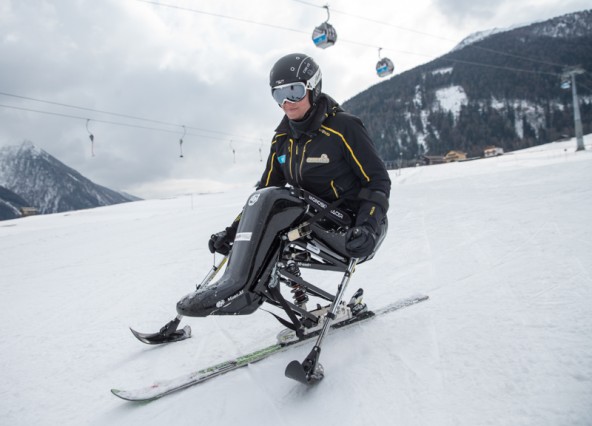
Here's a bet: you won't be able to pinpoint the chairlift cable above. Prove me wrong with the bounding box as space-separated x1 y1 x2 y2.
0 103 264 143
0 91 263 143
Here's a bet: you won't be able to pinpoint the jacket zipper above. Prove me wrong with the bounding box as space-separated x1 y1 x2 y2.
298 139 312 183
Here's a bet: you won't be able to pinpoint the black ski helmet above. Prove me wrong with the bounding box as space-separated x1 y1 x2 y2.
269 53 322 103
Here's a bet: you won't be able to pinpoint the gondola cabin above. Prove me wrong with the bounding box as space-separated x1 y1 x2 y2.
376 57 395 77
312 22 337 49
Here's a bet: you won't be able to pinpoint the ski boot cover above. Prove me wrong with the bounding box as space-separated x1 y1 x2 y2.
177 187 307 317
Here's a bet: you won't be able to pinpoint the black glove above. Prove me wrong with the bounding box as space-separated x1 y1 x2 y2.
208 226 236 256
346 191 388 258
345 224 377 258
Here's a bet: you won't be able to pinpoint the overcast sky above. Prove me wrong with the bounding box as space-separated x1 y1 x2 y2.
1 0 589 198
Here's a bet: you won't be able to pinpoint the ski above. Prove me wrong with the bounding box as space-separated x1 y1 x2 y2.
111 294 428 402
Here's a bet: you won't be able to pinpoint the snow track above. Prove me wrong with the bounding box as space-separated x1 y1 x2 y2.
1 138 591 425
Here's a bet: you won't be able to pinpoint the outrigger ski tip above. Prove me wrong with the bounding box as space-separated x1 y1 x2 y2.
285 360 324 384
285 343 325 384
130 325 192 345
285 347 325 384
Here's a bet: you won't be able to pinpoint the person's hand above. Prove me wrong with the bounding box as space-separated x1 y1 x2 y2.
208 229 234 255
345 224 376 258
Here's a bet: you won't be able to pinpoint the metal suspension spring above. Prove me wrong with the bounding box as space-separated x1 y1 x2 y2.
290 285 309 306
286 261 309 307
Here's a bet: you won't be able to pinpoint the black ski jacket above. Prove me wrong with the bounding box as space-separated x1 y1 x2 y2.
258 94 391 217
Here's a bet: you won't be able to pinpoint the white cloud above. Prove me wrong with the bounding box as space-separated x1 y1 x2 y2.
0 0 588 197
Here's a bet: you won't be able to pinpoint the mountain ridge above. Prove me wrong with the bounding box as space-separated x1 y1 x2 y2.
0 141 138 220
343 9 592 163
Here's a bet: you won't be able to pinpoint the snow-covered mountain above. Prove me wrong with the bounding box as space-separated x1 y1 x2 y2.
0 185 29 220
454 9 592 51
525 9 592 38
344 9 592 163
0 135 590 426
453 27 515 51
0 141 138 217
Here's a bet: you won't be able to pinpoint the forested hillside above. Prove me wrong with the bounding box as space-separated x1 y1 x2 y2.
344 10 592 163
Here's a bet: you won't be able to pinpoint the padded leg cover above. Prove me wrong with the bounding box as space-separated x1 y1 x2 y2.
177 187 306 317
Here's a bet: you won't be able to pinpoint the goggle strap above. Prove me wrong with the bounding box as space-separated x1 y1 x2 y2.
306 68 322 91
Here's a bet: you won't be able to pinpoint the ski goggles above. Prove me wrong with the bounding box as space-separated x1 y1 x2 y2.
271 82 308 105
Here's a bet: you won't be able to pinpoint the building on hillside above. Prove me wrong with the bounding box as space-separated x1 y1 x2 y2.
20 207 39 217
419 155 446 165
444 150 467 162
484 146 504 157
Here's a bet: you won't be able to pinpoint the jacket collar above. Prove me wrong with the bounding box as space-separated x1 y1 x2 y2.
275 94 343 139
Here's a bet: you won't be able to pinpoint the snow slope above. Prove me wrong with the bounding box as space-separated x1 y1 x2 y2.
1 137 592 426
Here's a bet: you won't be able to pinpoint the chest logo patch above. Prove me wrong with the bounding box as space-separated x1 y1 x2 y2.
306 153 330 164
277 154 287 164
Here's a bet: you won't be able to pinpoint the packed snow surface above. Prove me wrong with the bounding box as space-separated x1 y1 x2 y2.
1 137 592 426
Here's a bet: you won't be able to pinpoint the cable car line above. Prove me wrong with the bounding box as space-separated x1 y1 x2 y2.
136 0 309 36
2 1 585 155
0 103 259 144
136 0 438 59
140 0 577 75
292 0 459 43
0 91 263 144
290 0 569 70
442 57 562 77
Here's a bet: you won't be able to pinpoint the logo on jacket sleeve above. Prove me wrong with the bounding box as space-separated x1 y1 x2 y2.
277 154 286 164
248 193 260 206
306 153 330 164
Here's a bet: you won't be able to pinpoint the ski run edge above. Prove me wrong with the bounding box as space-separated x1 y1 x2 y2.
111 294 429 402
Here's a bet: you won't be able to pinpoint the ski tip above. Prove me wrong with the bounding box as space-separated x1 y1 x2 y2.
111 388 157 403
111 388 133 401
